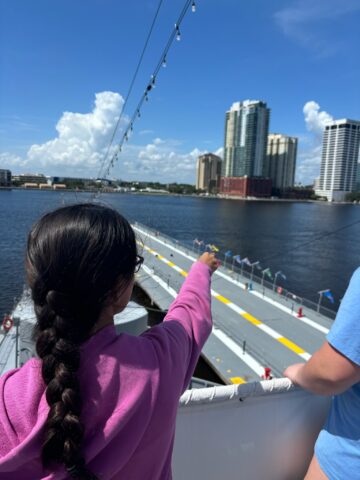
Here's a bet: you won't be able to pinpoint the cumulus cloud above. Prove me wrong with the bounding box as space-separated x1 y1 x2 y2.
121 138 205 182
295 100 333 184
0 152 28 168
0 90 217 183
26 91 124 173
214 147 224 158
303 101 333 136
295 144 322 185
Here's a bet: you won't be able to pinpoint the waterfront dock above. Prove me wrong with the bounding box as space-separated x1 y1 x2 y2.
133 223 334 384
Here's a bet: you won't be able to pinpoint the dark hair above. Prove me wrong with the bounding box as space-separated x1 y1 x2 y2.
26 203 142 479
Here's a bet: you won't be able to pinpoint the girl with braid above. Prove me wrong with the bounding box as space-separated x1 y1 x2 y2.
0 203 218 479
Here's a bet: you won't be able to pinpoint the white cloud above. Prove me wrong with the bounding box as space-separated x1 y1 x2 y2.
138 129 154 136
303 101 333 136
295 100 334 184
295 144 322 185
120 139 206 182
0 91 217 184
0 152 28 168
214 147 224 158
25 91 125 174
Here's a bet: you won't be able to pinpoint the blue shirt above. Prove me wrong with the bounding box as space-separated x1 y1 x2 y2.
315 268 360 480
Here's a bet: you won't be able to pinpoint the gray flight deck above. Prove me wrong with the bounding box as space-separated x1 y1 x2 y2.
133 223 335 385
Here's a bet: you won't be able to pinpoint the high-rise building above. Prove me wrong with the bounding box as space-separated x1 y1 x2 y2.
0 169 11 187
266 134 297 189
222 100 270 178
196 153 222 193
315 119 360 202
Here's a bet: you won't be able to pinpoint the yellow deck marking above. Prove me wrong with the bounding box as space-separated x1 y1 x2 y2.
242 312 262 326
214 294 231 304
140 240 312 362
278 337 305 354
230 377 246 384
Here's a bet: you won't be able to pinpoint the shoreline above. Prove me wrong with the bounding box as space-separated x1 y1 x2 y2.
2 187 358 205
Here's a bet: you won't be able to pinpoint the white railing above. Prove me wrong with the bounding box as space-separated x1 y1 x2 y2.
174 379 331 480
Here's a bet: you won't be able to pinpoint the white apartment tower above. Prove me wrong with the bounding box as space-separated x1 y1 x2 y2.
196 153 222 192
315 119 360 201
266 134 297 189
222 100 270 178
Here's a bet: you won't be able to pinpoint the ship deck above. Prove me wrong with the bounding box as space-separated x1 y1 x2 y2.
133 222 334 384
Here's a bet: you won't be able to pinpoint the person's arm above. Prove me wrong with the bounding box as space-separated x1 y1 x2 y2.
285 267 360 395
284 341 360 395
142 252 219 393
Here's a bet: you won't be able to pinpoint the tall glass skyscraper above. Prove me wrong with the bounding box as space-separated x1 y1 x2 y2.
222 100 270 178
315 119 360 201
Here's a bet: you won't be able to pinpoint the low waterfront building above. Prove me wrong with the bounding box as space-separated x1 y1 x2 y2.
51 176 95 187
23 183 39 188
266 134 297 189
12 173 47 185
0 169 11 187
196 153 222 193
315 119 360 202
53 184 67 190
219 176 272 197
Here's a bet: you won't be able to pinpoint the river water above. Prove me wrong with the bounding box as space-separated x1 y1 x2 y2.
1 189 359 316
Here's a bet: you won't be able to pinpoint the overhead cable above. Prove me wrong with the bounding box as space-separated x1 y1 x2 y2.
96 0 197 188
96 0 165 180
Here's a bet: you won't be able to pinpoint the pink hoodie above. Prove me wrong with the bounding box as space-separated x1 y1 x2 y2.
0 261 212 480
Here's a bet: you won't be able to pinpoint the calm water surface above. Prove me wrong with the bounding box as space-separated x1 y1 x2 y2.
0 189 359 316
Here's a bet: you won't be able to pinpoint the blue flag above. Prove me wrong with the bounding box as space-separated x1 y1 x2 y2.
225 250 233 257
323 290 335 303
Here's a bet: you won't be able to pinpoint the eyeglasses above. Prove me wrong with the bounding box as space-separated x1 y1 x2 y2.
135 255 144 273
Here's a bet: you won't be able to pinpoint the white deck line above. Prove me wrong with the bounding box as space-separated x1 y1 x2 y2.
134 225 330 334
211 328 264 377
141 264 263 377
142 265 177 297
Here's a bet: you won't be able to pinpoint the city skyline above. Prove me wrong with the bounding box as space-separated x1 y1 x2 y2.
1 0 359 184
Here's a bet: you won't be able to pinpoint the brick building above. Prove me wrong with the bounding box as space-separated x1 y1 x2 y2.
220 176 272 197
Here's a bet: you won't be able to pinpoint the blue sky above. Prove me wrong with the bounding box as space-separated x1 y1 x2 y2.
0 0 359 184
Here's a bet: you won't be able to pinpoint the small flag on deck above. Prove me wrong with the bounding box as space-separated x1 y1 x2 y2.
241 257 252 266
234 255 242 264
225 250 233 257
323 289 335 303
263 268 273 280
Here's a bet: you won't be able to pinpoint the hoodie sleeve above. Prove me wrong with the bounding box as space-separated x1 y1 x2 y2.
142 261 212 393
0 359 45 459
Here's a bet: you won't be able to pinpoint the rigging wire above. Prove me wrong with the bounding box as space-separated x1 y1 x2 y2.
96 0 165 180
94 0 196 193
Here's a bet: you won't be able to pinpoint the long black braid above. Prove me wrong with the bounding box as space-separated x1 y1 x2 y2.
26 203 141 478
